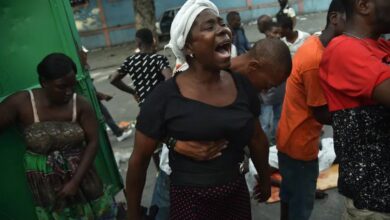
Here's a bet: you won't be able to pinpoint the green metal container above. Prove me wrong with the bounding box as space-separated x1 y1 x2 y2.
0 0 123 219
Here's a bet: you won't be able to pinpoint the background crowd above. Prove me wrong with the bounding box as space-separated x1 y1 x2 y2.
0 0 389 220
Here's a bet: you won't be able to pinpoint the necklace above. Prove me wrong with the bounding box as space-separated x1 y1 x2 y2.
343 32 373 48
343 32 367 40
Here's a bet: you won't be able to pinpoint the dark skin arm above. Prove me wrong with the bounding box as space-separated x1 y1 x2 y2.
373 79 390 109
310 105 332 125
57 97 99 198
250 120 271 202
126 130 158 220
96 91 112 101
0 92 23 132
110 71 137 96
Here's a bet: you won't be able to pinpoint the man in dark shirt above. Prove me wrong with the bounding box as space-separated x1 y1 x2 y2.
111 28 172 106
258 20 284 145
227 11 251 55
79 47 133 142
320 0 390 218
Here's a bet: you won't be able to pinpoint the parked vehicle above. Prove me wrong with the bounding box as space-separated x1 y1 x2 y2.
156 7 181 38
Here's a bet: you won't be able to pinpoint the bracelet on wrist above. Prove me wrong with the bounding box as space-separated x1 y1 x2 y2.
166 137 177 150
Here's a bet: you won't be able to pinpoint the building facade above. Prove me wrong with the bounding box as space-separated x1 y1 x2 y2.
74 0 332 49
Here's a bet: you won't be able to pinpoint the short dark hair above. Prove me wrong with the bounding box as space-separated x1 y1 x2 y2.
341 0 354 19
226 11 239 23
249 38 292 77
326 0 346 28
264 22 281 33
37 53 77 80
277 14 293 30
257 15 273 33
135 28 154 46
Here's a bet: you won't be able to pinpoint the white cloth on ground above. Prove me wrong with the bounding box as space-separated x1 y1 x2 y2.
246 138 336 195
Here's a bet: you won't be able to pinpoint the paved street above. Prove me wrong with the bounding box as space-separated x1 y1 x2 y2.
91 11 344 220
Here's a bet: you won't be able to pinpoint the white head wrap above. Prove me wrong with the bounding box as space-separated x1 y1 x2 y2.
165 0 219 64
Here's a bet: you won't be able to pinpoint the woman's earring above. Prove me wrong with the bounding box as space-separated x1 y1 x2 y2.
189 54 194 58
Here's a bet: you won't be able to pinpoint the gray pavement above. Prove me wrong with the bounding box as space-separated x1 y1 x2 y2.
91 11 344 220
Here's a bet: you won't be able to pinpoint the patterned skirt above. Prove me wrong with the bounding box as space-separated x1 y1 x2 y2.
170 175 251 220
24 150 117 220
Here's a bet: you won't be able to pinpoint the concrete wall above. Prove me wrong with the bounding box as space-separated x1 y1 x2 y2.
75 0 332 49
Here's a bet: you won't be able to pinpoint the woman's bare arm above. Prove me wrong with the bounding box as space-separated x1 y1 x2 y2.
248 120 271 202
126 130 159 220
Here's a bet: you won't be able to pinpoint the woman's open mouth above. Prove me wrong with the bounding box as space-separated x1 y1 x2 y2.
215 40 231 59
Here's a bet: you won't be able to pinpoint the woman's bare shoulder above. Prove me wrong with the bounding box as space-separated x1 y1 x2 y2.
2 90 30 106
75 94 94 112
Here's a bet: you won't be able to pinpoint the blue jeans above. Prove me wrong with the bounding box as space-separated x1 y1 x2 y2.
151 171 170 220
259 103 282 145
278 152 319 220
